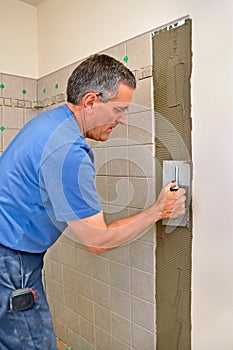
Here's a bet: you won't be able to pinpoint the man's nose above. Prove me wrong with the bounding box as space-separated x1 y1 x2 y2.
117 114 127 124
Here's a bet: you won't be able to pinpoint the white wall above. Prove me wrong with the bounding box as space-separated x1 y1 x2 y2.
38 1 233 349
0 0 38 78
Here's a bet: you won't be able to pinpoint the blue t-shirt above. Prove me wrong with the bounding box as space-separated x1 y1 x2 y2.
0 104 101 253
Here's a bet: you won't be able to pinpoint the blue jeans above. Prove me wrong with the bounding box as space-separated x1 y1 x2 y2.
0 244 58 350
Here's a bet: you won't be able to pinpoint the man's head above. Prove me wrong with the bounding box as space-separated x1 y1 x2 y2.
66 54 136 141
67 54 136 105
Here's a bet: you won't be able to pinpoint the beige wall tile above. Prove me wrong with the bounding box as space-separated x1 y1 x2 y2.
95 327 111 350
37 71 57 100
63 265 77 291
130 240 155 274
94 303 111 333
3 106 24 129
3 74 24 100
64 286 78 312
111 313 131 346
76 248 92 276
130 77 153 111
111 337 131 350
110 287 130 319
24 77 37 101
131 268 155 303
93 280 110 308
92 254 110 284
132 323 155 350
131 295 155 332
106 146 129 176
79 317 95 345
3 129 19 150
128 110 154 145
128 177 155 209
126 33 152 71
78 295 94 322
128 144 154 178
110 261 130 292
100 42 126 64
76 272 93 299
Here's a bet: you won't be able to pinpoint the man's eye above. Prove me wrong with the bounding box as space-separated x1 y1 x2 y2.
115 107 129 114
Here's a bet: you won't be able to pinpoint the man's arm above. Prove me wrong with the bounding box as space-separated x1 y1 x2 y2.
67 182 186 254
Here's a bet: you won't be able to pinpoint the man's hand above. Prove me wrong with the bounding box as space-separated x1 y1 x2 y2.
155 182 186 220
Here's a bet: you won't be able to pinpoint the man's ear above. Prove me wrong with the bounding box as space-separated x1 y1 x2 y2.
82 93 99 109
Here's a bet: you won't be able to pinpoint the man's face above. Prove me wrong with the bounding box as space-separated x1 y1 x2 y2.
85 83 134 142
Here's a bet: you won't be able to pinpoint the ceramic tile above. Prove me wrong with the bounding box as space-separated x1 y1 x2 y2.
128 110 154 145
50 260 63 283
62 243 76 267
107 176 130 208
100 42 126 63
107 243 130 265
78 295 94 322
24 77 37 101
63 265 77 291
111 313 131 346
3 106 24 129
3 129 18 150
37 71 57 100
96 175 108 205
93 146 107 175
94 303 111 333
130 240 155 274
110 287 130 319
128 144 154 178
126 33 152 71
96 327 111 350
131 268 154 303
91 254 110 284
131 295 155 332
79 317 95 345
93 280 110 308
64 286 78 312
54 300 68 325
65 308 79 333
3 74 24 100
55 65 70 94
76 248 92 276
132 323 155 350
106 146 129 177
76 272 93 299
128 177 155 209
110 261 130 292
111 337 131 350
130 77 153 112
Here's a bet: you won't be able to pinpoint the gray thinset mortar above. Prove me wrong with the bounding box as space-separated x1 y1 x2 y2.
152 19 192 350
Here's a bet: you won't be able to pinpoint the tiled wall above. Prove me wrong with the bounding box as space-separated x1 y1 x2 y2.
0 74 38 154
0 32 157 350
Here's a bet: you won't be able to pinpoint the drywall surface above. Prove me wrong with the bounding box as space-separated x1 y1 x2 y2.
153 19 192 350
37 0 190 77
0 0 38 77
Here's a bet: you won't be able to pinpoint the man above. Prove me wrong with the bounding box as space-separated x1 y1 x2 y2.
0 54 186 349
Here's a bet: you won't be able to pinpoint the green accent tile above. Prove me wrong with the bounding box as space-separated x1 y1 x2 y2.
0 126 5 131
55 83 59 89
124 55 129 63
43 88 46 94
0 84 5 89
22 89 27 94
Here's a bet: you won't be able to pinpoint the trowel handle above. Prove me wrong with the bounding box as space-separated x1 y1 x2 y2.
170 166 179 191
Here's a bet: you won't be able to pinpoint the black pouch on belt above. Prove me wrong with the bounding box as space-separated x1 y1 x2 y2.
10 287 36 312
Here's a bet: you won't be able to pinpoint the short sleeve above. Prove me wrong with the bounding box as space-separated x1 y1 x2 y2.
40 133 101 222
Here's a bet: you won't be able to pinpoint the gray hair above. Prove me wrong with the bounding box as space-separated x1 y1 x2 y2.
67 54 136 105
